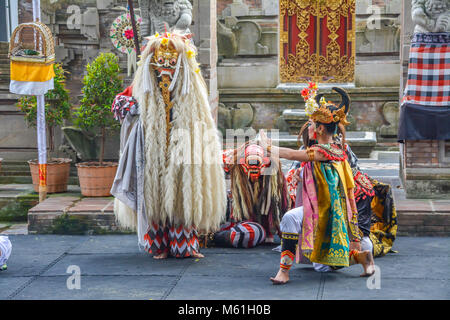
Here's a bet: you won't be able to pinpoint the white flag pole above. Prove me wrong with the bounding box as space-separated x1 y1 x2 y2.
32 0 47 202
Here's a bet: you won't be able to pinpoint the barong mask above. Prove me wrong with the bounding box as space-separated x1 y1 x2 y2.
224 142 288 237
141 32 197 96
150 38 179 79
238 144 270 182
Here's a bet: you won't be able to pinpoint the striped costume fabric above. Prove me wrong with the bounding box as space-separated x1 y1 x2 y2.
402 33 449 107
216 221 266 248
229 222 266 248
143 222 200 258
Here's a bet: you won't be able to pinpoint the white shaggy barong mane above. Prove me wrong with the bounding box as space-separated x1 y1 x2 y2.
115 31 227 234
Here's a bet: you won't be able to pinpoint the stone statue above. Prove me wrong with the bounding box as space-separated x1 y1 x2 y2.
138 0 193 37
412 0 450 33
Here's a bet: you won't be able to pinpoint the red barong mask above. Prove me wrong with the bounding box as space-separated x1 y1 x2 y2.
238 144 270 182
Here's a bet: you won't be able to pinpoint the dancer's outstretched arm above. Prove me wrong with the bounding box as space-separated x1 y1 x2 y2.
258 129 328 162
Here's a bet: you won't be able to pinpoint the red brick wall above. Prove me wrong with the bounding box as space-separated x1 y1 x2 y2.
405 140 440 168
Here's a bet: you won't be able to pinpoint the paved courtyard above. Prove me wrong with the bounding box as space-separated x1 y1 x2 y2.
1 234 449 300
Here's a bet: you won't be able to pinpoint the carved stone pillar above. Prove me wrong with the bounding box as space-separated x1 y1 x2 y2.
398 0 450 199
192 0 219 121
400 0 413 96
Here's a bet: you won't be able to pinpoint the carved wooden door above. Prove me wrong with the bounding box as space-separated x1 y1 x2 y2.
279 0 355 83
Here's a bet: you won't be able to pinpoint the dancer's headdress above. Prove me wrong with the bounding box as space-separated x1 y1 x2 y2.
301 82 350 126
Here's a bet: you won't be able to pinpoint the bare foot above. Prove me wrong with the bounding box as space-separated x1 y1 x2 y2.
270 268 290 285
192 251 204 258
153 252 169 260
358 250 375 277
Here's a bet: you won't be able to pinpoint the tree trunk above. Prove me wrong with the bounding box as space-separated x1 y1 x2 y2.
99 127 106 166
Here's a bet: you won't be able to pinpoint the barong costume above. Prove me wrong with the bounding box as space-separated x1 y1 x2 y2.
222 144 290 241
111 32 227 258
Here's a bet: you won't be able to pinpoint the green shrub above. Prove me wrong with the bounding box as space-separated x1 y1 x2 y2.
74 53 123 165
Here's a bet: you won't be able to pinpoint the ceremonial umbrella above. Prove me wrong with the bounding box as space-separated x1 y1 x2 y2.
9 0 55 202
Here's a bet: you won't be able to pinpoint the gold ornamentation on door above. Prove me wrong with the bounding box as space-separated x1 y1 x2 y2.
279 0 355 83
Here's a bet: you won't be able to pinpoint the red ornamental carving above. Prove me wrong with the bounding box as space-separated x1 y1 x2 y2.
279 0 356 83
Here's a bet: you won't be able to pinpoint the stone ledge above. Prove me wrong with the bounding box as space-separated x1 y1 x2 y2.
28 197 131 235
405 167 450 180
396 198 450 237
401 179 450 199
219 86 400 96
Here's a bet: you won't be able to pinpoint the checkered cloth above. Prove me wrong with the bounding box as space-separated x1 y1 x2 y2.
401 33 450 107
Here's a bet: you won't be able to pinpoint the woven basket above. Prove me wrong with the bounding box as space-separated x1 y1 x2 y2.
9 20 55 65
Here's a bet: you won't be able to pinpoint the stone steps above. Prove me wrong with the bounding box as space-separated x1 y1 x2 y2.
0 184 38 222
0 176 32 184
0 160 79 184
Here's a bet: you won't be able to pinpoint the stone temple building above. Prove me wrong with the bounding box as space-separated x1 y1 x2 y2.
0 0 448 199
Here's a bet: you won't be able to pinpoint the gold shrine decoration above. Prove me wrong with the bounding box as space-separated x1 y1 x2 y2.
279 0 356 84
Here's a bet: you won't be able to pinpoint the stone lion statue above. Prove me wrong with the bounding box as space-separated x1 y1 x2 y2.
138 0 193 37
412 0 450 33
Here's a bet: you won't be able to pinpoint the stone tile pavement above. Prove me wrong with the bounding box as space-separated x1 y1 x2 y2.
0 235 448 300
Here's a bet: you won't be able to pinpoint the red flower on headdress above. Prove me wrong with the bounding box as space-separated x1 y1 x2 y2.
301 88 309 100
124 29 134 40
308 82 317 90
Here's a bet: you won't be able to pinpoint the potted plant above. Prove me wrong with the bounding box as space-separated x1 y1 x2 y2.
74 52 123 197
16 63 72 193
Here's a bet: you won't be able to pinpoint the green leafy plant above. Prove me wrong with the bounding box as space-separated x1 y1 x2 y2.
16 63 71 159
74 52 123 165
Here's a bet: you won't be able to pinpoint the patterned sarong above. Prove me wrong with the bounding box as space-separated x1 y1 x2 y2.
311 162 350 266
144 222 200 258
401 33 449 107
398 32 450 140
299 159 360 267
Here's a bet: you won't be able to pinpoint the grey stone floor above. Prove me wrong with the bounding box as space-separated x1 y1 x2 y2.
1 235 449 300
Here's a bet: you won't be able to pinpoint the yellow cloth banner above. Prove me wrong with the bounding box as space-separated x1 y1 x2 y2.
10 61 55 82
